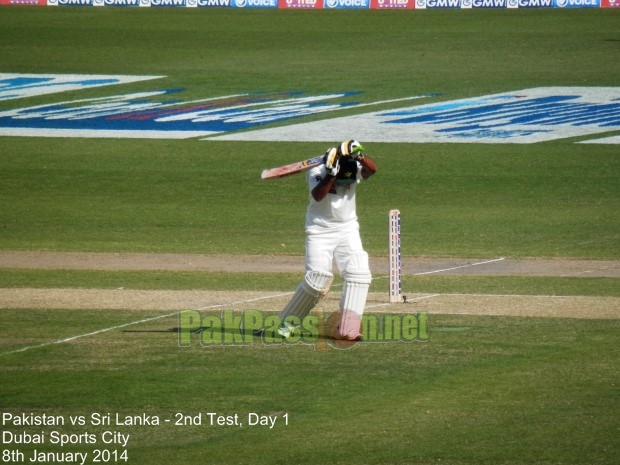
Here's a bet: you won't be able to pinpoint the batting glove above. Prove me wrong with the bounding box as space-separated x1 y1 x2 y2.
324 147 340 178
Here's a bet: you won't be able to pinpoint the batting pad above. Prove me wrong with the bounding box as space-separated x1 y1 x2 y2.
340 278 371 316
279 270 333 321
340 252 372 316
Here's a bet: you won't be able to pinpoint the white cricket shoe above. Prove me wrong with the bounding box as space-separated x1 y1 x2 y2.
277 321 296 340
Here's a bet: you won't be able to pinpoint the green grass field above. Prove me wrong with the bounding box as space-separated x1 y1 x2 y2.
0 7 619 465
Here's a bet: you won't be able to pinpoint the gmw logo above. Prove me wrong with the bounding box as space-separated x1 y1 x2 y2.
151 0 186 4
425 0 461 6
471 0 507 6
93 0 142 5
517 0 553 5
56 0 92 4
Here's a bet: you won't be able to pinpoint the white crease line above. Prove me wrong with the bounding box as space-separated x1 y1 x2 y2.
0 292 295 357
414 257 505 276
427 292 606 299
0 257 505 357
196 292 293 310
0 312 176 357
365 293 441 309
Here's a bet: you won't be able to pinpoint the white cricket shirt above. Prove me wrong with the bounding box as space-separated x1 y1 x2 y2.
305 162 363 231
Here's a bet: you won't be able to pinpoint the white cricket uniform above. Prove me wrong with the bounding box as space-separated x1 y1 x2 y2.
278 155 372 339
304 162 367 275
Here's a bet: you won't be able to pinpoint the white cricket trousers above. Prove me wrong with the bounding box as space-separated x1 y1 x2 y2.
305 221 366 275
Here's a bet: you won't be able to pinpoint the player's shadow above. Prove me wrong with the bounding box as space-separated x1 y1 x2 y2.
122 326 338 344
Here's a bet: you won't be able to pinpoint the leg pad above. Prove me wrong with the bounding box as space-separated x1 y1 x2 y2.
280 270 333 321
340 252 372 317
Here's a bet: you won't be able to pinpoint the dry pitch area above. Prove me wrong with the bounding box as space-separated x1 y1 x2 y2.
0 252 618 320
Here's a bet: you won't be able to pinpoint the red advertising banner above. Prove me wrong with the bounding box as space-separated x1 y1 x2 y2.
0 0 46 4
369 0 414 7
277 0 322 7
601 0 620 6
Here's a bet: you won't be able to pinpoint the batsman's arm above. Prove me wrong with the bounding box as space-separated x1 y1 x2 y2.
311 175 336 202
359 155 377 180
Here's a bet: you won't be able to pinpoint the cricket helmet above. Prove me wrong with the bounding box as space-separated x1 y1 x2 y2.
338 140 364 157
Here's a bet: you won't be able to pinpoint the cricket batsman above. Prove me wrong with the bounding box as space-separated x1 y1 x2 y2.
278 140 378 341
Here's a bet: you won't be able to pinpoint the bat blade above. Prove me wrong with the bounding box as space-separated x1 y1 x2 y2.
261 155 323 180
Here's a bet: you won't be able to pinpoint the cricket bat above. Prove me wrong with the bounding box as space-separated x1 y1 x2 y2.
260 154 324 180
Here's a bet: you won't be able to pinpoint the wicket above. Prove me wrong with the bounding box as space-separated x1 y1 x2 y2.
388 209 402 303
